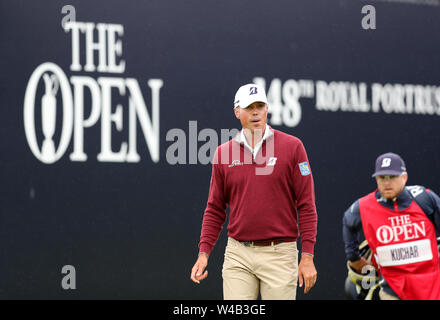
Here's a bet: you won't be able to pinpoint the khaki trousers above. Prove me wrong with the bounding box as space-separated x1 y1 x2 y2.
222 237 298 300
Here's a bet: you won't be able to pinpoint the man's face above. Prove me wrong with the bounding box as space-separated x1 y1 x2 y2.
234 101 268 133
376 173 408 200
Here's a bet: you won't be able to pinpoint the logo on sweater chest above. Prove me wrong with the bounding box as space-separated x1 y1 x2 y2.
267 157 277 166
228 157 278 168
228 160 244 168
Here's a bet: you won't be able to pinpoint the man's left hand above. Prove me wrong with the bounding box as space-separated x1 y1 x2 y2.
298 253 317 294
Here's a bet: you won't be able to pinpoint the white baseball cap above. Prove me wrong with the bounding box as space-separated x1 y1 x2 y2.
233 83 268 109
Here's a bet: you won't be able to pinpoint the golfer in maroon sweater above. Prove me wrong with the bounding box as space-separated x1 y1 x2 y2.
190 83 318 299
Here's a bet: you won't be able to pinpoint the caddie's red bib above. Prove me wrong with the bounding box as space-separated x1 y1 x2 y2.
359 191 440 300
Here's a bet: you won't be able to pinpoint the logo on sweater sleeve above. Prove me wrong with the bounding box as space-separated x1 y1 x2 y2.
299 161 311 176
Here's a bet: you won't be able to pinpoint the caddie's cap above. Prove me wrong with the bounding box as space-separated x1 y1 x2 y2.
372 152 407 177
233 84 268 109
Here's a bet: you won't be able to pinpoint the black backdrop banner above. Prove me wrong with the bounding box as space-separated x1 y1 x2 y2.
0 0 439 299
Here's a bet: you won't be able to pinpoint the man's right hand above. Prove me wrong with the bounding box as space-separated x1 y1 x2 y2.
190 252 209 284
349 257 369 274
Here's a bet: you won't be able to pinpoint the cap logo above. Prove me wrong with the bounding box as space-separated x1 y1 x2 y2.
381 158 391 168
249 86 258 95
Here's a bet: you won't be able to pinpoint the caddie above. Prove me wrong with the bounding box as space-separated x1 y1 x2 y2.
342 152 440 300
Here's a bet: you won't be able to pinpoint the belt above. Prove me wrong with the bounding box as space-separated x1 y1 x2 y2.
242 240 285 247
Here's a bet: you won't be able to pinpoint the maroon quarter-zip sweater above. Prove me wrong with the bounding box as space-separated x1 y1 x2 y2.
198 128 318 256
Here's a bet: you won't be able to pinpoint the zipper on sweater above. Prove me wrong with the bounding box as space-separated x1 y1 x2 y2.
394 200 398 212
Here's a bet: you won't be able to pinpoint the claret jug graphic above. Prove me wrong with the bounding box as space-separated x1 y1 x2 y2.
41 73 59 162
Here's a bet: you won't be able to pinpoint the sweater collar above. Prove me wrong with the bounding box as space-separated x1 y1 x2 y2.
234 124 273 146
